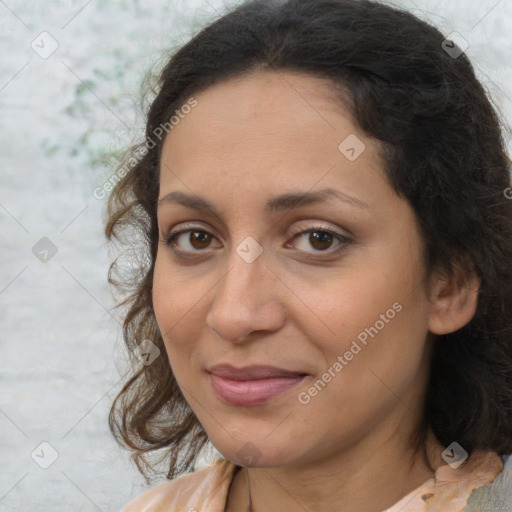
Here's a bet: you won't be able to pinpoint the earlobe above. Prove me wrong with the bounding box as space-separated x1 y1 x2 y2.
428 265 481 335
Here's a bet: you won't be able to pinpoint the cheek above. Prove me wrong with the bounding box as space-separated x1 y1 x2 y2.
152 257 204 366
289 249 430 393
284 263 414 352
292 293 430 445
337 291 429 407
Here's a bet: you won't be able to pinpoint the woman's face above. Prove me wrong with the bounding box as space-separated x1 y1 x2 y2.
153 70 436 469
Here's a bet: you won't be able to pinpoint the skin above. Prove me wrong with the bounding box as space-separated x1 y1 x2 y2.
152 70 479 512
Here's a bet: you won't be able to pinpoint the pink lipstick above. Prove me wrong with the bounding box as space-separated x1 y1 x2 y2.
208 364 307 406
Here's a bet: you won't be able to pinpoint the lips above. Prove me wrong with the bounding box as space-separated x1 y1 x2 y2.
207 364 308 406
208 364 306 380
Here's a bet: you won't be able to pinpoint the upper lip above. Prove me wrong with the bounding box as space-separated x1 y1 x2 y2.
207 364 307 381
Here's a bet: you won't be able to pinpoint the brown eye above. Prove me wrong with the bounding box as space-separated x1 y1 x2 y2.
309 231 334 251
291 228 349 254
165 229 218 252
188 231 212 249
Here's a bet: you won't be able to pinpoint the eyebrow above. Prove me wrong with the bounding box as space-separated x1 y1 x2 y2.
157 187 369 216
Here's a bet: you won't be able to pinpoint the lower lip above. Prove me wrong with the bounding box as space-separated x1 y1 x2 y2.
209 373 307 406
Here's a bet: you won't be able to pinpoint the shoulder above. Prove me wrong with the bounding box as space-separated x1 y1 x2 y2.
463 454 512 512
120 458 239 512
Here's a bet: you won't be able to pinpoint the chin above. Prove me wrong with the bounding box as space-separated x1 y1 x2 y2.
210 434 296 468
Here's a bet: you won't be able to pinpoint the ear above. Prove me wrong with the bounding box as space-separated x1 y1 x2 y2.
428 259 481 335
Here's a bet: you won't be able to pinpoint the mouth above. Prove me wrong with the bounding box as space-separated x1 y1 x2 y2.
207 364 308 406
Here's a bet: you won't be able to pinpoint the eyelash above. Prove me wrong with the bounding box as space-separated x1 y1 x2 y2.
163 224 351 259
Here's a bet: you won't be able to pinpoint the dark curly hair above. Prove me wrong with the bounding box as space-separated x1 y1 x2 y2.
105 0 512 483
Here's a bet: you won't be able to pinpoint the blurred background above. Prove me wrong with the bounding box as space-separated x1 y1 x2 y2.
1 0 511 510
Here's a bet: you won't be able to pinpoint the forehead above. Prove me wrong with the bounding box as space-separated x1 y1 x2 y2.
158 70 390 212
161 69 353 158
191 69 345 115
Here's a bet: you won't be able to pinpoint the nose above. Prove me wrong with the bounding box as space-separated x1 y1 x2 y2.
205 242 286 344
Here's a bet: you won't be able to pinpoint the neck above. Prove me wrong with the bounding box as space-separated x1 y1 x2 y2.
226 428 444 512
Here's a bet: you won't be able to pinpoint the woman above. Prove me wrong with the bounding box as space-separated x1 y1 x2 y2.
106 0 512 510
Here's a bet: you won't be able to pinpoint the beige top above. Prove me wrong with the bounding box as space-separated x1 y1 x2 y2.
120 449 505 512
